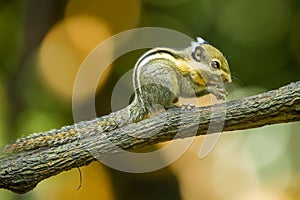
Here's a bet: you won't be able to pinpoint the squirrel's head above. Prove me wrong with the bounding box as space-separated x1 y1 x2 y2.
190 37 231 84
176 37 232 100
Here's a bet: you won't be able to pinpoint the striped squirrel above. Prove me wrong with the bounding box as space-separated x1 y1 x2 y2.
3 37 231 153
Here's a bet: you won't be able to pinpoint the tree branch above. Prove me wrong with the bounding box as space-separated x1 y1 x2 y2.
1 81 300 194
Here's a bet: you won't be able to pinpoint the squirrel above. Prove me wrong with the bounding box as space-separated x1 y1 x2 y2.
3 37 231 154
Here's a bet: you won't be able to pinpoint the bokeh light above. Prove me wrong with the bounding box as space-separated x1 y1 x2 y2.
65 0 141 34
36 162 115 200
241 124 290 170
168 122 294 200
38 14 113 101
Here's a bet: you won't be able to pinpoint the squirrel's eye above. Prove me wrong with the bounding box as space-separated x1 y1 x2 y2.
211 60 221 69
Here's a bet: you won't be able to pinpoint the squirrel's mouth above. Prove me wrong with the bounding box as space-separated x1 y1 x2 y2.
206 82 228 100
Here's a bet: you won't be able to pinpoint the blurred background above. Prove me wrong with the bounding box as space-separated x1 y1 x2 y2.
0 0 300 199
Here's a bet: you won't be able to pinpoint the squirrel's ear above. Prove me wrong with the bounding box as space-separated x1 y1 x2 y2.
196 37 205 44
191 37 209 51
197 37 209 45
191 46 206 62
